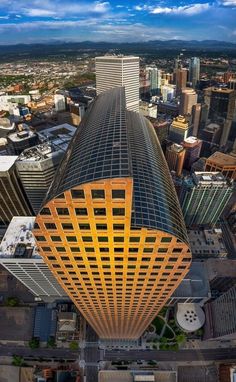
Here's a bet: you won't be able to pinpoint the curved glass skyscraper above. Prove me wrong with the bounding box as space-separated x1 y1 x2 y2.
34 88 191 339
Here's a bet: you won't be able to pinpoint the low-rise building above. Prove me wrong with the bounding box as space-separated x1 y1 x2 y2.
0 217 68 301
99 371 177 382
187 228 228 259
167 262 211 307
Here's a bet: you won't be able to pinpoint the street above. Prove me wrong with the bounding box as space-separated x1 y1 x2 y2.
105 347 236 362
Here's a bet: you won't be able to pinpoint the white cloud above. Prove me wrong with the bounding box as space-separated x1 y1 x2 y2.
25 8 56 17
135 2 211 15
0 19 183 42
220 0 236 5
0 15 9 19
0 0 110 18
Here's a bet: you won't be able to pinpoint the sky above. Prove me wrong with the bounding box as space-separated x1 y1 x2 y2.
0 0 235 44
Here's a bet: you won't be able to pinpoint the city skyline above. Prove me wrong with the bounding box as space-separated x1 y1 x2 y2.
0 0 236 44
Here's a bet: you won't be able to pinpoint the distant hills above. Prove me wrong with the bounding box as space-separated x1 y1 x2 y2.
0 40 236 61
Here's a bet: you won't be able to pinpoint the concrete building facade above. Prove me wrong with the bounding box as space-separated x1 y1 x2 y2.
96 56 140 112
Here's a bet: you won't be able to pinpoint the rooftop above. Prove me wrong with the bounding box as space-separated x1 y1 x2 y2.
99 371 177 382
205 259 236 280
206 151 236 166
176 303 205 332
0 117 14 129
193 171 228 184
44 87 189 244
169 143 185 153
205 87 235 94
0 155 18 172
171 115 189 130
96 55 139 61
17 123 76 162
0 216 40 259
187 228 227 258
7 124 36 142
173 261 210 298
183 136 202 146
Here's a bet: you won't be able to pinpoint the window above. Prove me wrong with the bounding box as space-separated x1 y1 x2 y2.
129 248 138 253
114 248 124 253
61 256 69 261
96 224 107 230
169 257 178 262
34 222 39 229
129 237 140 243
82 236 92 242
98 237 108 242
40 207 51 215
87 257 96 261
85 247 95 252
51 236 61 242
74 256 83 260
100 247 109 252
70 247 80 252
143 248 153 253
94 208 106 216
45 223 56 230
92 189 105 199
66 236 77 242
52 264 60 268
56 247 66 252
158 248 168 253
145 237 156 243
71 189 85 199
42 247 52 252
62 223 73 230
161 237 172 243
113 224 124 230
79 223 90 230
112 190 125 199
114 237 124 242
75 208 87 216
113 208 125 216
47 256 56 260
57 208 69 216
173 248 182 253
35 236 46 242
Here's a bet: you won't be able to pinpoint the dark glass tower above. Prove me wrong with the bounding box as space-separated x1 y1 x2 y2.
34 88 191 339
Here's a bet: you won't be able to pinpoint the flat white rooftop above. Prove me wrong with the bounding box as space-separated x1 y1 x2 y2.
0 216 40 259
0 156 18 172
176 303 205 333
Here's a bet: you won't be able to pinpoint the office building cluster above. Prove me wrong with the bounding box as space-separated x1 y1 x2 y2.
0 50 235 355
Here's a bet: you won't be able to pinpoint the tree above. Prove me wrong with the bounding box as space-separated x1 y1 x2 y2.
159 336 168 343
47 337 56 348
29 338 39 349
176 333 187 345
69 341 78 350
12 355 24 366
6 297 18 307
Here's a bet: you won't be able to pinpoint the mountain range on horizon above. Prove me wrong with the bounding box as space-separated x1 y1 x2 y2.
1 39 236 49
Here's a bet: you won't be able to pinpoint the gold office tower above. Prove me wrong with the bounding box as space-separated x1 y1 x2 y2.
34 88 191 340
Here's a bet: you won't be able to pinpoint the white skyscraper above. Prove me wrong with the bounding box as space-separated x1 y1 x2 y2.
95 55 140 112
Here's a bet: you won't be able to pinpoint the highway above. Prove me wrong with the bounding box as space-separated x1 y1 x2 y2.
105 347 236 362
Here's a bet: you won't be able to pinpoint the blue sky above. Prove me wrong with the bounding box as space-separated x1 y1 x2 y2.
0 0 235 44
